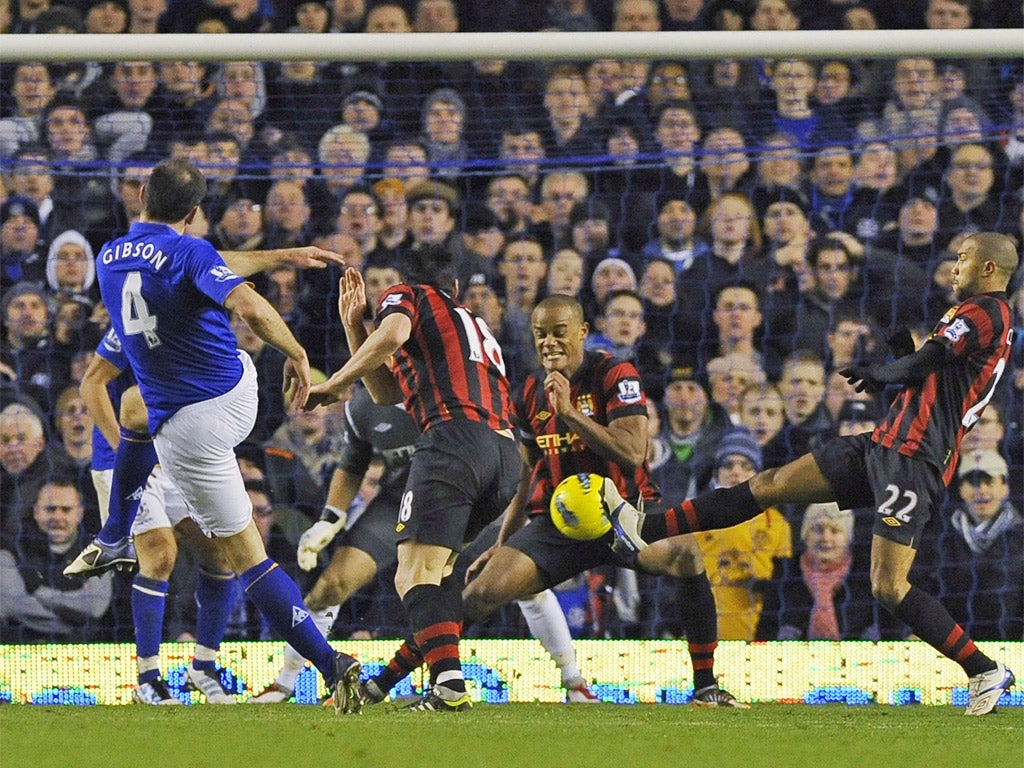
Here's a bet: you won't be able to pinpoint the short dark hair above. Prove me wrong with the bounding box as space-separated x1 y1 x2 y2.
807 236 853 267
601 289 643 315
144 158 207 223
399 243 456 293
712 279 761 307
339 184 381 209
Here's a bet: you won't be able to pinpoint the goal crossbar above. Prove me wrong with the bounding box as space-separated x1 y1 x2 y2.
2 29 1021 63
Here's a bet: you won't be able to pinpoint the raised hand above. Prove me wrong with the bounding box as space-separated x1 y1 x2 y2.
338 267 368 330
543 370 573 415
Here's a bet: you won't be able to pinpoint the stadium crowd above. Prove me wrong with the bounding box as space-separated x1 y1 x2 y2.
0 0 1021 647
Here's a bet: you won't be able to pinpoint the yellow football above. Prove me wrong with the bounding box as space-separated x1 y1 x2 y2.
549 473 613 541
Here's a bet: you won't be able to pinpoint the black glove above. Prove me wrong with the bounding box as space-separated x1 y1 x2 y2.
839 365 885 394
886 326 915 359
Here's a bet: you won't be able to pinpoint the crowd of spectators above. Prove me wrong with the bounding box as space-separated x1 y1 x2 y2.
1 0 1021 644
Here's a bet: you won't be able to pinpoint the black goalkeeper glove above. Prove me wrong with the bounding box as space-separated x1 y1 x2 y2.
839 365 885 394
886 326 916 359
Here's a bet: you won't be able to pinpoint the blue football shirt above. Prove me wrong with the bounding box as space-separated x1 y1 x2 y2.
96 221 247 434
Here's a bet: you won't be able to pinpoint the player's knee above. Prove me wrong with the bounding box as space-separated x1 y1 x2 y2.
119 387 149 433
315 570 356 605
462 577 506 621
138 544 176 580
870 574 904 611
393 567 422 600
668 537 704 575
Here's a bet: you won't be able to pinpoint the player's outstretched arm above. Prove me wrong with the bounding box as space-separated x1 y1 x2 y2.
305 313 411 410
840 339 945 393
220 245 347 277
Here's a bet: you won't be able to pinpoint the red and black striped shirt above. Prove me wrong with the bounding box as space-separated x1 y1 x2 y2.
517 350 658 516
376 282 515 433
872 291 1013 486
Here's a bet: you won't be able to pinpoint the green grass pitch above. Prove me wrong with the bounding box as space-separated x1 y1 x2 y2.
1 703 1020 768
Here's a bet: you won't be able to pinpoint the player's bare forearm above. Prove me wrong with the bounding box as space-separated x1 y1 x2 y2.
559 410 647 470
340 312 401 402
307 318 407 409
496 457 532 547
325 466 362 514
225 285 305 362
220 246 346 277
80 354 123 449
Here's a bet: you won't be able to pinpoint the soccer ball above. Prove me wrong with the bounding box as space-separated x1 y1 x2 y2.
549 473 612 541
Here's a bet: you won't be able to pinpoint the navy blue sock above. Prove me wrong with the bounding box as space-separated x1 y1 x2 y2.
99 428 157 545
194 569 236 666
239 559 336 680
132 575 167 683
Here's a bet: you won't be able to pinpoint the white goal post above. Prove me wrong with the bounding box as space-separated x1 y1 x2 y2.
1 29 1022 63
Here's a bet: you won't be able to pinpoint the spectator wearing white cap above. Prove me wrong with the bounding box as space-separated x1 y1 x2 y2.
45 229 96 306
912 450 1022 640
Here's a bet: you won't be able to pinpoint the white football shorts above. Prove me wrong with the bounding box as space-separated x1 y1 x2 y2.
131 464 198 536
153 351 258 537
90 468 113 525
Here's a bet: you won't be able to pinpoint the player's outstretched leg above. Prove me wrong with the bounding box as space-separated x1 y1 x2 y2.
601 478 648 555
238 558 361 714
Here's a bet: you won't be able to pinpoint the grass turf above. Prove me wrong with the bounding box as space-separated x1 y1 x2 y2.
1 703 1021 768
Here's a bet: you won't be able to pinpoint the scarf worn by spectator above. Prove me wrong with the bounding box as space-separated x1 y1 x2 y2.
950 502 1023 556
800 550 852 640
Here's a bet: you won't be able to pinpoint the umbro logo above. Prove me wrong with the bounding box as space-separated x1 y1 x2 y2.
881 517 901 527
126 486 145 502
291 606 310 627
373 422 393 433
